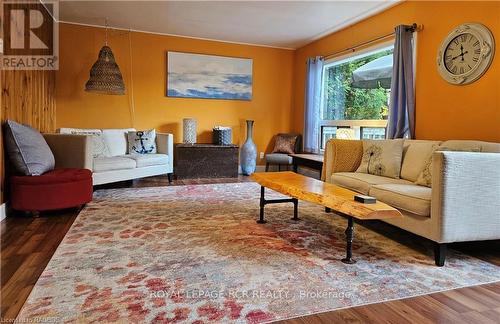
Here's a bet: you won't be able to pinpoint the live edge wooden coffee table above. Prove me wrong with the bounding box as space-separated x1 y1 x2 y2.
250 171 402 264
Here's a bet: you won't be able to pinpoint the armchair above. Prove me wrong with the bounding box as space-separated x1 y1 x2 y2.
265 133 302 172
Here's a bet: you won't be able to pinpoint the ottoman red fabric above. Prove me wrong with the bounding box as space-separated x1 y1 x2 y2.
10 168 93 211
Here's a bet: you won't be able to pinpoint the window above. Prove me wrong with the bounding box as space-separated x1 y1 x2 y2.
319 43 394 149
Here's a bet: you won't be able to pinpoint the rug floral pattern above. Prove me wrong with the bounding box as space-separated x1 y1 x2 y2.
17 183 500 323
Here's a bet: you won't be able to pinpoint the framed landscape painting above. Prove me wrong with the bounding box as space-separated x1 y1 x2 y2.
167 51 253 100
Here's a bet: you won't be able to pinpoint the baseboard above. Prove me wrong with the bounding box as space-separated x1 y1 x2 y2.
237 165 320 178
255 165 266 172
238 165 266 174
0 203 6 222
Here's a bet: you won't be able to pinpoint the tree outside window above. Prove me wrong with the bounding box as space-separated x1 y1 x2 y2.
319 45 393 148
322 47 393 121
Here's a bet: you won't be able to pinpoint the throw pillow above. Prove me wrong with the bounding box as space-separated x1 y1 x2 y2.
415 146 482 187
272 134 298 154
4 120 55 176
89 133 110 158
127 129 157 155
400 140 442 182
65 129 110 158
356 139 404 179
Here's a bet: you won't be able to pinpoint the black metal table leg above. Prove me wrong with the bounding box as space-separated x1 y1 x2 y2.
256 186 300 223
257 186 267 224
341 216 356 264
291 198 300 221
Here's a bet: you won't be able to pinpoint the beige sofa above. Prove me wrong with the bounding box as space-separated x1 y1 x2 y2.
322 139 500 266
43 128 174 185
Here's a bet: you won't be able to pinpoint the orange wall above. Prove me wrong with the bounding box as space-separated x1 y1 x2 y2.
59 0 500 154
293 1 500 142
56 23 294 164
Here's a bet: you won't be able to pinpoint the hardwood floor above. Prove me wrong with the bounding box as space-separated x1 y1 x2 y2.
1 175 499 323
278 284 500 324
1 209 77 319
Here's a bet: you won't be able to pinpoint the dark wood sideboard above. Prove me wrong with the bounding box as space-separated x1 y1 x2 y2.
174 144 239 179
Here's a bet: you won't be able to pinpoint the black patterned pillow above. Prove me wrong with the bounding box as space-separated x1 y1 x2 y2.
127 129 157 155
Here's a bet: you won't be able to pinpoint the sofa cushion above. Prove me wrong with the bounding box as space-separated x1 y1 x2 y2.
356 139 404 179
102 128 136 156
438 140 500 153
4 120 55 176
400 140 441 182
93 156 136 172
266 153 292 164
439 140 491 152
331 172 412 195
125 154 169 168
127 129 157 155
369 183 431 217
478 141 500 153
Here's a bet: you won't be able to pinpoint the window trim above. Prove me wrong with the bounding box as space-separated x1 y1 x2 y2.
323 39 395 67
319 120 388 150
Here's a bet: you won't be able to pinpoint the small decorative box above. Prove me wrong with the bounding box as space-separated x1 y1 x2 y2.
213 126 232 145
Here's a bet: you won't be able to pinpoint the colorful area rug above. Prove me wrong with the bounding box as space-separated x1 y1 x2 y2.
18 183 500 323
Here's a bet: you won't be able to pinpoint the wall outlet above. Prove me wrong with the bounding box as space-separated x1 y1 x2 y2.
259 152 265 159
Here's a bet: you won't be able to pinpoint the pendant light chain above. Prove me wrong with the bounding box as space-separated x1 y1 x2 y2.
105 18 109 46
128 29 136 127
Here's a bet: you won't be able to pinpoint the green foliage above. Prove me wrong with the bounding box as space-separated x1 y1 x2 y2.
323 49 393 120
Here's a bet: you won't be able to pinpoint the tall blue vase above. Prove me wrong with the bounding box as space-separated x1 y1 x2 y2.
240 120 257 175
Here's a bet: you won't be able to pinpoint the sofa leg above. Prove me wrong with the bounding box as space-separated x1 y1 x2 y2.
265 163 269 172
434 243 447 266
167 173 173 184
30 211 40 218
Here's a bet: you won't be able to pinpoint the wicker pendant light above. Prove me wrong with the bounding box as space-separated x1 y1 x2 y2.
85 21 125 95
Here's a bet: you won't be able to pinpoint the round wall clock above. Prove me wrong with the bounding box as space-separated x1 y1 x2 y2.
437 23 495 85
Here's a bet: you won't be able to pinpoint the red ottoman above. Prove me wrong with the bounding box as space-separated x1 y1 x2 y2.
10 168 93 212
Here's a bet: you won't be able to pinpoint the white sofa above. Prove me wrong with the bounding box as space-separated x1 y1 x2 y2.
43 128 173 185
322 139 500 266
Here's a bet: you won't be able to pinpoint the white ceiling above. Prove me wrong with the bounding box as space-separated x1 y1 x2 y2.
55 1 400 49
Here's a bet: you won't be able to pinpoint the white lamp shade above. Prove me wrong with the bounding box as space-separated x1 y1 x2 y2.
183 118 197 144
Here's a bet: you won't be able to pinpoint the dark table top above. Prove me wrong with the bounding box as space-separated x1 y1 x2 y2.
175 143 239 148
290 153 324 163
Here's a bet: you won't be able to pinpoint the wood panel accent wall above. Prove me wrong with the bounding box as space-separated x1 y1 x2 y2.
0 70 56 206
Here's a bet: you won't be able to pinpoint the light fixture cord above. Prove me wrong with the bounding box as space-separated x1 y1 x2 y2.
128 29 136 128
105 18 108 45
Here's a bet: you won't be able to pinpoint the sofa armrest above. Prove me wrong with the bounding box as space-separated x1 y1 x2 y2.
43 134 93 171
321 139 363 182
431 151 500 242
156 133 174 169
